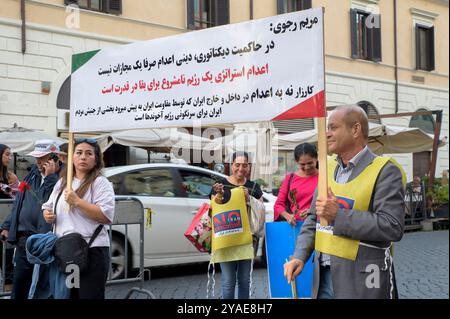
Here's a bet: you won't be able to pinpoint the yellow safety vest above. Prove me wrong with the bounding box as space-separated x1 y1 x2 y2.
210 187 254 263
315 155 406 261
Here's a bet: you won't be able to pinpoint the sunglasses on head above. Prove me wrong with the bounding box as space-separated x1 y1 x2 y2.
75 138 97 145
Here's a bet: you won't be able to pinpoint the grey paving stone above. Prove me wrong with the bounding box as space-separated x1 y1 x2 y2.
106 230 449 299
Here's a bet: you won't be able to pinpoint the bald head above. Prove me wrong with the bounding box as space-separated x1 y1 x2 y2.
332 105 369 140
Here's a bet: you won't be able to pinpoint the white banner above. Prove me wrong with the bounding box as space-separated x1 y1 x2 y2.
70 8 324 133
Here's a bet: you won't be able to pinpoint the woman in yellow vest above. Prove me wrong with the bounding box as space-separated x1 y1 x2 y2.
210 151 264 299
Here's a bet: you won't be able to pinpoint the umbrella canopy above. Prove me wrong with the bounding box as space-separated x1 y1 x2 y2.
94 128 214 151
370 125 446 154
0 123 66 154
275 123 446 154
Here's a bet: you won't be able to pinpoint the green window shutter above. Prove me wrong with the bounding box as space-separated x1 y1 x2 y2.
428 26 435 71
187 0 195 30
301 0 312 10
277 0 285 14
350 9 358 59
105 0 122 15
415 24 421 70
216 0 229 26
368 14 382 62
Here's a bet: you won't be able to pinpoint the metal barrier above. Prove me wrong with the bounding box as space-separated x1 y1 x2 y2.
0 199 14 298
106 197 155 299
0 197 155 299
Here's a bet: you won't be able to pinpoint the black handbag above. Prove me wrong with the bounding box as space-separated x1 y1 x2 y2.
52 189 103 273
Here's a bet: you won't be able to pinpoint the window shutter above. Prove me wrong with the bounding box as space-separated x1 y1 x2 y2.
350 9 358 59
105 0 121 15
216 0 229 26
186 0 195 30
301 0 312 10
277 0 285 14
415 25 421 70
370 14 382 62
428 26 435 71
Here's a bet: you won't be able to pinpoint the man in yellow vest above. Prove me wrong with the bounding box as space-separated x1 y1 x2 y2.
284 105 405 299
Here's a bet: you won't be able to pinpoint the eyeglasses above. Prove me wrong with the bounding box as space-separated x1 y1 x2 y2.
75 138 98 145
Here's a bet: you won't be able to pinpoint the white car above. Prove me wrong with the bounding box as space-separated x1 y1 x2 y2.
103 164 275 279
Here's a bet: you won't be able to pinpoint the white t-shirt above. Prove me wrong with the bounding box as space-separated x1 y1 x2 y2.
43 175 115 247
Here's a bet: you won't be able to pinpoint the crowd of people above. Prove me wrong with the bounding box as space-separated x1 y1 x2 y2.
0 138 114 299
0 105 408 299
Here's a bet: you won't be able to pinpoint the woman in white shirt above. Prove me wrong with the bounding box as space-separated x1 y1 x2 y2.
43 138 115 299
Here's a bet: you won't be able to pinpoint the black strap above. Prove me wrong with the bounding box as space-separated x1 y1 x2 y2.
53 188 64 234
87 225 103 247
54 187 103 247
54 188 64 214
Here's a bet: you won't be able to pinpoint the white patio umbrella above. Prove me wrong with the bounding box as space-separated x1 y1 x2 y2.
274 123 445 154
95 128 213 150
0 123 66 154
93 128 216 163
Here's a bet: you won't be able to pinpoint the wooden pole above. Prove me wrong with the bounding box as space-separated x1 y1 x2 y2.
318 7 328 227
317 117 328 226
67 133 74 191
289 256 298 299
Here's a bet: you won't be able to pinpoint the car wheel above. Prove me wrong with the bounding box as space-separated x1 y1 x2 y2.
110 234 129 280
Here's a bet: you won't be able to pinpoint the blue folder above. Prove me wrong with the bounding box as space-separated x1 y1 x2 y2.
265 221 314 298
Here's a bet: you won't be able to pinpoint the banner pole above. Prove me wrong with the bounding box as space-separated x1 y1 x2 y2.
318 7 328 227
67 132 74 191
317 118 328 226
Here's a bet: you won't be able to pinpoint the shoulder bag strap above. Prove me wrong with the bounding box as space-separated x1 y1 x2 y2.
87 225 104 247
53 186 103 246
53 187 64 233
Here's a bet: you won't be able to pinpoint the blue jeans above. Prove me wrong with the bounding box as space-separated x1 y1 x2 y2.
220 259 252 299
317 266 335 299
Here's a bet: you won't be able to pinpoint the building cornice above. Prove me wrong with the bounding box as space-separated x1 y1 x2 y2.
325 54 449 79
0 17 135 44
326 70 449 94
410 8 439 20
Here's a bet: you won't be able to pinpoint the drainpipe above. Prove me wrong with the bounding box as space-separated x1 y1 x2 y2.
393 0 398 113
250 0 254 20
21 0 26 53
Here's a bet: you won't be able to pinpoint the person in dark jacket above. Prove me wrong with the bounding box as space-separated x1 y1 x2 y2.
0 140 60 299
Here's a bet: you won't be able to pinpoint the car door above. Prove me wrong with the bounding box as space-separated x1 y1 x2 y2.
111 167 194 260
176 168 221 256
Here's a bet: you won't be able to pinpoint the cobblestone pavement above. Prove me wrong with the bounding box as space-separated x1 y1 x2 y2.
105 230 449 299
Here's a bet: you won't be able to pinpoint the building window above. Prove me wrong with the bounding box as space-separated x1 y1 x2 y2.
415 25 435 71
64 0 122 15
357 101 382 124
187 0 229 30
409 109 435 179
409 108 435 134
350 9 382 62
277 0 312 14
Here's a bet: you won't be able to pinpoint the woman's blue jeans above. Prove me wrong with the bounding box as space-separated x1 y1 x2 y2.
220 259 252 299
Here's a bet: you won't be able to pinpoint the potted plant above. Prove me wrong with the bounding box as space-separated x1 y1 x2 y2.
426 176 449 218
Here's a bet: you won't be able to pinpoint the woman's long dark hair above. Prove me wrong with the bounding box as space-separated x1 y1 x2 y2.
0 144 10 184
59 140 104 199
294 143 319 168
